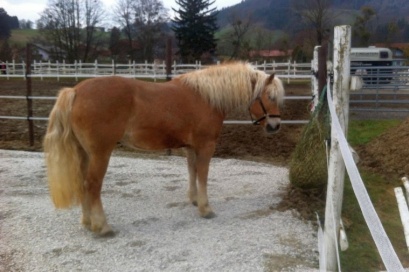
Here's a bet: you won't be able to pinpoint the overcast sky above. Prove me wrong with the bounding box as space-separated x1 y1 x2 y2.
0 0 241 25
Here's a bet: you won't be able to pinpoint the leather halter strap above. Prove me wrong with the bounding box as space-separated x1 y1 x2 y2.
249 97 281 125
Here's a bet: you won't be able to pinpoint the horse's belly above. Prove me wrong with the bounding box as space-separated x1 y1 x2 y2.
120 129 188 151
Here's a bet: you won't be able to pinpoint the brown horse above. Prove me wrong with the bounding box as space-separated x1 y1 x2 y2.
43 62 285 236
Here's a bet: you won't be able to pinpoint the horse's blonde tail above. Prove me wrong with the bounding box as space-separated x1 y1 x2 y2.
43 88 85 208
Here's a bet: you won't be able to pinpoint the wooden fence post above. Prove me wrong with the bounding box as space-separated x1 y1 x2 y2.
25 43 34 146
318 41 328 95
166 37 172 81
324 25 351 271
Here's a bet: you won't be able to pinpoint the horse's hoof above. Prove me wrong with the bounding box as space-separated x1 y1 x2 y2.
201 211 216 219
99 225 115 237
90 222 114 237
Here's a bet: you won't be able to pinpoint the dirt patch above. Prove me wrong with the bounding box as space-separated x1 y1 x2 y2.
357 117 409 179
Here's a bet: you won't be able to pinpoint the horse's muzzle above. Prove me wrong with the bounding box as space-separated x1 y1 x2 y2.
265 118 281 134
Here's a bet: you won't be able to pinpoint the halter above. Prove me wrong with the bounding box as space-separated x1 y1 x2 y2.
249 96 281 125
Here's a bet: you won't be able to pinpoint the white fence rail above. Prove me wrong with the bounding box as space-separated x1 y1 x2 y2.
0 60 312 80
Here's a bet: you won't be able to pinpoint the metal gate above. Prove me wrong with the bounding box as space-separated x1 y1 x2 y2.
350 65 409 116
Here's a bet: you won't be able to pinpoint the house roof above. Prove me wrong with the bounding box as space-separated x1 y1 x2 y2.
249 49 292 58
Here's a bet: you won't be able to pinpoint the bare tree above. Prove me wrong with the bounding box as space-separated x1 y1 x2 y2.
291 0 340 45
353 6 376 46
37 0 105 62
114 0 168 61
253 27 274 52
113 0 135 58
133 0 168 61
225 12 252 59
83 0 106 61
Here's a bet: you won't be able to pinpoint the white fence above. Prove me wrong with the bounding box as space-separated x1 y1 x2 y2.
0 59 312 80
320 25 405 271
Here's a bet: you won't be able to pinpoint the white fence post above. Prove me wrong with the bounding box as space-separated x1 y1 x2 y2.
56 60 59 81
287 59 291 84
394 187 409 251
311 46 320 112
324 25 351 271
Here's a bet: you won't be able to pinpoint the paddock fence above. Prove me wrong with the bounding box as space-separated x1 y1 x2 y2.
0 59 312 81
319 25 405 272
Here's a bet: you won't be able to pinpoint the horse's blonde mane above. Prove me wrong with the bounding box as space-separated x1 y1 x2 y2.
177 62 285 112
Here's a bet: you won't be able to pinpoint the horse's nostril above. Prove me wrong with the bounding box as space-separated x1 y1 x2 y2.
266 123 280 133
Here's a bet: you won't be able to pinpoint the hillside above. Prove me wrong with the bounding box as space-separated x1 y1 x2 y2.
217 0 409 29
9 29 37 47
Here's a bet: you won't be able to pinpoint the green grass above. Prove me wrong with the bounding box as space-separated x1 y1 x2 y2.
348 119 401 146
341 171 409 271
10 29 38 47
338 119 408 271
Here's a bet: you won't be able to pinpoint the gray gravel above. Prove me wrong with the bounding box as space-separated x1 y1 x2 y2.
0 149 318 271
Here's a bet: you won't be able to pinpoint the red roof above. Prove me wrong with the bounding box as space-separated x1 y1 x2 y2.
249 49 292 58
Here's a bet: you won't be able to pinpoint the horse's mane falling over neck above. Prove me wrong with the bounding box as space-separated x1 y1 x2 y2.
177 62 285 112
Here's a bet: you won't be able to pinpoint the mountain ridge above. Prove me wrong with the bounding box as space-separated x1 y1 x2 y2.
217 0 409 30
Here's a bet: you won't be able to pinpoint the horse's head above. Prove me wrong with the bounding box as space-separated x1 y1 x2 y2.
249 73 284 134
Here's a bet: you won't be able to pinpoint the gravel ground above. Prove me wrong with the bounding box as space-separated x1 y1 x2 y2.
0 149 318 272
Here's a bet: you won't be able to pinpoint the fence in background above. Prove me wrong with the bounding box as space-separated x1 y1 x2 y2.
0 59 312 81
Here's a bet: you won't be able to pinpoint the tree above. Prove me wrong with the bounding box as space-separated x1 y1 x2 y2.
114 0 136 59
291 0 339 45
83 0 106 61
37 0 105 62
133 0 169 61
0 39 12 61
109 27 122 60
353 6 376 46
227 12 252 59
114 0 168 61
0 8 12 39
19 20 33 29
172 0 218 63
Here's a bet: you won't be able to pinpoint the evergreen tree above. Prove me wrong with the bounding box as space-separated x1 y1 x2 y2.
0 8 11 39
172 0 218 63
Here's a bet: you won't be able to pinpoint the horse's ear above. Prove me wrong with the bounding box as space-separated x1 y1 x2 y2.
266 73 275 84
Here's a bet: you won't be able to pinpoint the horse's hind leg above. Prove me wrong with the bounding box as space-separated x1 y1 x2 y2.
195 143 216 219
186 148 198 206
82 152 113 236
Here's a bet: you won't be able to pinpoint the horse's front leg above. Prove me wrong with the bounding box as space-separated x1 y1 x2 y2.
186 148 198 206
195 143 216 219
